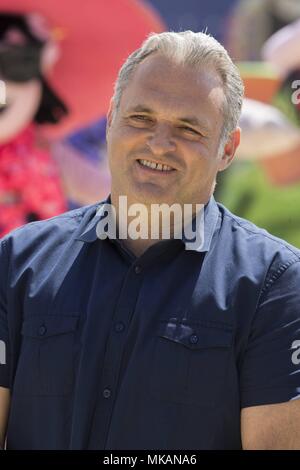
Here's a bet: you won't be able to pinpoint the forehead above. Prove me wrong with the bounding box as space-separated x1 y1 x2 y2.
119 54 225 121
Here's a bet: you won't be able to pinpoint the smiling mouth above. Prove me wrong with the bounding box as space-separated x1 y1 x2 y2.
137 159 175 172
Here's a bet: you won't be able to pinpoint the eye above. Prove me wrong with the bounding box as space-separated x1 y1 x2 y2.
131 114 152 122
178 126 201 136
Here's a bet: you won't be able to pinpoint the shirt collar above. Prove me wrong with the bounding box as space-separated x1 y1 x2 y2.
76 195 220 253
182 195 220 252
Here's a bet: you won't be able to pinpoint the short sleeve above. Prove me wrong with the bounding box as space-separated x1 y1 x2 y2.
240 259 300 408
0 239 10 388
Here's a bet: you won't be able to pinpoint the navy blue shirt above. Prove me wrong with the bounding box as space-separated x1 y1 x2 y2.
0 196 300 449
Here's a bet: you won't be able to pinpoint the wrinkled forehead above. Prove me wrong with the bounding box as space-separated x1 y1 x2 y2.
133 53 223 87
120 54 225 120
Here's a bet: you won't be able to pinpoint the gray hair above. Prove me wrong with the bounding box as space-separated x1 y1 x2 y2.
112 31 244 143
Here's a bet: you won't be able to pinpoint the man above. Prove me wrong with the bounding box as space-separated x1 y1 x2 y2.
0 31 300 450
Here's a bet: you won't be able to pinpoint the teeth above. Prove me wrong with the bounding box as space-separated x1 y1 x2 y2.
162 164 171 171
139 159 173 171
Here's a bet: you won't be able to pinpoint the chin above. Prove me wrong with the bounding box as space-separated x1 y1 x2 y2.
131 185 175 205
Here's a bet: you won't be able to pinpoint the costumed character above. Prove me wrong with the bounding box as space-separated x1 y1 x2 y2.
0 0 165 234
0 12 67 236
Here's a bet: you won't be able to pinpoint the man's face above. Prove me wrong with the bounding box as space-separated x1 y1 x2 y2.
107 54 239 207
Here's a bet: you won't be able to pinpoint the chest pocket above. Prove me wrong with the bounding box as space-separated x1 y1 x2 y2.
13 315 79 396
150 320 233 407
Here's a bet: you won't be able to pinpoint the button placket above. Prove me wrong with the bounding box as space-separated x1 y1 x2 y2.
103 388 112 399
134 265 142 274
189 334 199 345
95 263 145 449
38 325 47 336
114 322 125 333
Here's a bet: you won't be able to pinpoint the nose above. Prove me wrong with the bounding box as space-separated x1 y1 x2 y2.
146 123 176 156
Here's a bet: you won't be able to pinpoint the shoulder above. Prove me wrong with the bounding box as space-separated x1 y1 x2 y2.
217 202 300 285
0 203 100 260
218 202 300 256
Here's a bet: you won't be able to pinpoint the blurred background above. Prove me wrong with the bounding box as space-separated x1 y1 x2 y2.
1 0 300 246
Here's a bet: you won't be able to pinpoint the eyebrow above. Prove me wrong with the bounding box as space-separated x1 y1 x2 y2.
127 105 153 114
127 105 210 132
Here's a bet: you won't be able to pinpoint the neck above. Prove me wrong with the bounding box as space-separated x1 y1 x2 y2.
110 193 207 257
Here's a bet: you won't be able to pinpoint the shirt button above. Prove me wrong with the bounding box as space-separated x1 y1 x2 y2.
134 265 142 274
189 334 199 345
115 322 125 333
103 388 111 399
38 325 47 336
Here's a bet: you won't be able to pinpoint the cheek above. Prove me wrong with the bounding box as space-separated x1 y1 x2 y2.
108 127 149 165
183 145 220 184
108 125 143 149
182 141 211 167
107 128 136 174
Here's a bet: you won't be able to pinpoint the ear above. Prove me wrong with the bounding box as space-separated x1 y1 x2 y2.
218 127 241 172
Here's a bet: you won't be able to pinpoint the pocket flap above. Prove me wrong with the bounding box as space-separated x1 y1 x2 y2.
157 320 233 349
21 315 79 339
